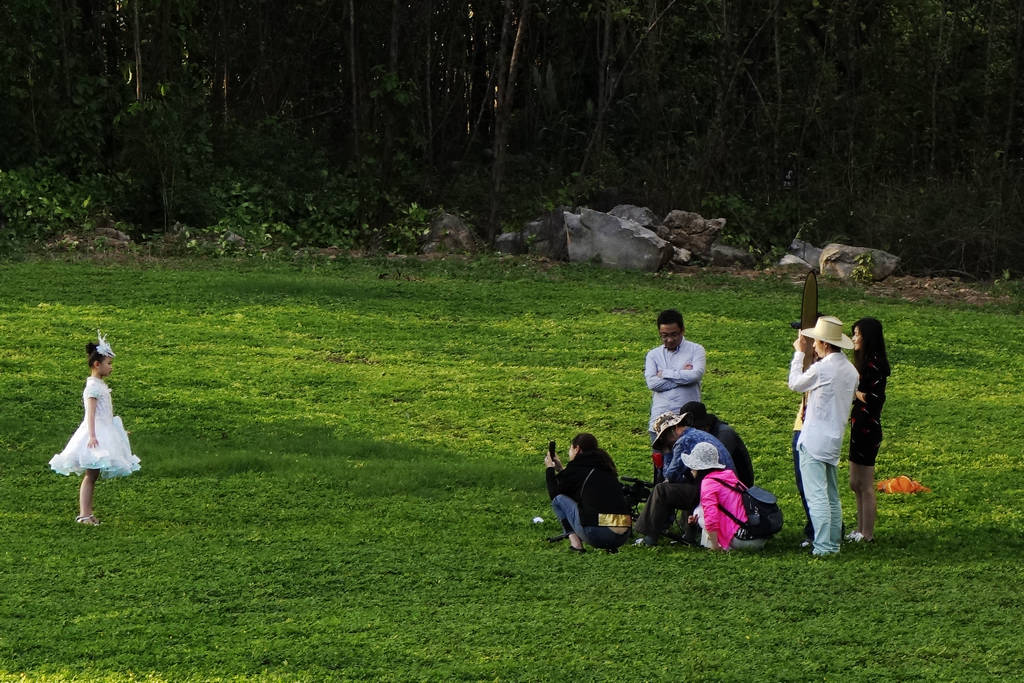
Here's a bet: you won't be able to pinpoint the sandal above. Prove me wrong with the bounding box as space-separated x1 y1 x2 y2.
75 515 100 526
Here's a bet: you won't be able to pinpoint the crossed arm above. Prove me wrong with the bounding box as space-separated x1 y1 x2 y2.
645 346 706 392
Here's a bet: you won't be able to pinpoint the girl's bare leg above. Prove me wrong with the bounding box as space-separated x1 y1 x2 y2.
849 463 876 540
79 469 100 520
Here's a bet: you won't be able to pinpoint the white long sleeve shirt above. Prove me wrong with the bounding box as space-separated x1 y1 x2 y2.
645 338 706 422
788 350 859 465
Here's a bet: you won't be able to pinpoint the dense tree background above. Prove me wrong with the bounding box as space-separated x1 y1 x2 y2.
1 0 1022 276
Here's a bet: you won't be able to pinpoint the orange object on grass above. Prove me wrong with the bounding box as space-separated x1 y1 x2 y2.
877 475 930 494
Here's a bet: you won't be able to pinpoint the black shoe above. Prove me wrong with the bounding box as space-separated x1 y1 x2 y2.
547 532 570 543
569 545 586 554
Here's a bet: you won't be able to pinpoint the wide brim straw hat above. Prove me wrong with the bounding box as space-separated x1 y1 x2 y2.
800 315 854 349
650 411 685 448
680 442 726 472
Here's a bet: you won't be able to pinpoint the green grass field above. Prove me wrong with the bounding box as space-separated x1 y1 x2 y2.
1 257 1022 681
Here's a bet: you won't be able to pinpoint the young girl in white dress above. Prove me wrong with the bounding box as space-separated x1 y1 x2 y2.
49 332 140 524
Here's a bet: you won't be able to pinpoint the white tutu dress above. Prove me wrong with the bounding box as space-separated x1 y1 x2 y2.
49 377 141 479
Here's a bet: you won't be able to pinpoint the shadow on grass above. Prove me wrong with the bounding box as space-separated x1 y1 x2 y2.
142 421 537 499
128 421 1024 563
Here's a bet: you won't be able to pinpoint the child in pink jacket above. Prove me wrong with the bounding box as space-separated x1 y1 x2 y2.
683 442 767 552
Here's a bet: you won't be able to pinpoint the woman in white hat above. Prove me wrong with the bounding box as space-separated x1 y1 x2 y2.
682 442 766 552
787 316 859 556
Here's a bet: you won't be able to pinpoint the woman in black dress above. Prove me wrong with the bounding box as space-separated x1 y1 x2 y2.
847 317 891 543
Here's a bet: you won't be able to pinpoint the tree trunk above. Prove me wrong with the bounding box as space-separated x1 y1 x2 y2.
56 0 71 99
133 0 142 101
579 0 679 178
424 0 434 163
349 0 359 155
487 0 529 242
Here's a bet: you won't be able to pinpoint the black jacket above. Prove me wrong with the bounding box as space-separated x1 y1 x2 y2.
546 450 631 526
708 417 755 486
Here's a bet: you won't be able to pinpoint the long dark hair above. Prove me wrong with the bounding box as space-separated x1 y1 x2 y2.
853 317 890 377
571 433 618 476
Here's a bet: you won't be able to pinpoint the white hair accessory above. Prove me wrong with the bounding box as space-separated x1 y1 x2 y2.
95 330 116 358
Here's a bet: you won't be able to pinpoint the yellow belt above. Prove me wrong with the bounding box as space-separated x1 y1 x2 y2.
598 513 632 528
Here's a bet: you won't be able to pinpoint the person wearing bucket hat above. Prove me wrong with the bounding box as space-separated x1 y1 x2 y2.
678 401 755 487
682 443 767 552
788 315 859 556
633 412 735 547
680 440 726 472
650 411 685 450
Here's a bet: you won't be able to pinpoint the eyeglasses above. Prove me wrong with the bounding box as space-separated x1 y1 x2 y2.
659 331 682 340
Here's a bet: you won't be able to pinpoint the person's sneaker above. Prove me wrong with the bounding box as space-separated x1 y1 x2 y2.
799 539 811 549
845 530 865 542
633 536 657 547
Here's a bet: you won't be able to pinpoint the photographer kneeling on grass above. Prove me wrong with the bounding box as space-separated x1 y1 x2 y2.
678 400 755 486
544 434 632 554
633 412 736 547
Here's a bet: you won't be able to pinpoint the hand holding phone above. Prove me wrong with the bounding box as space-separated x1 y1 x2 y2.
545 440 562 470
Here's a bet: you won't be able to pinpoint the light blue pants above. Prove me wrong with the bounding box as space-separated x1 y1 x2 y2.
550 495 629 550
798 445 842 555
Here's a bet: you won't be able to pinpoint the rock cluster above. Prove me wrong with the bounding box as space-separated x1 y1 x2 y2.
779 238 899 281
489 204 900 279
495 204 749 272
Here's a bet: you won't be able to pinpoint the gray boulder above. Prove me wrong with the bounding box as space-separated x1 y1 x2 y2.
609 204 660 231
223 231 246 247
521 208 570 260
95 226 131 243
819 243 900 281
495 231 524 255
565 208 672 271
788 238 822 272
422 212 481 254
659 211 726 256
777 253 814 271
672 246 693 266
710 243 756 268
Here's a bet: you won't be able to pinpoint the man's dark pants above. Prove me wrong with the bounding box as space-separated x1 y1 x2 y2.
635 481 699 541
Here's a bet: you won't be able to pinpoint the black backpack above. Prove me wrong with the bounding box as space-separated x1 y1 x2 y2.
712 476 783 540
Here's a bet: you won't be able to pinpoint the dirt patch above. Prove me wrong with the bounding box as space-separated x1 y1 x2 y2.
752 267 1012 307
864 275 1011 306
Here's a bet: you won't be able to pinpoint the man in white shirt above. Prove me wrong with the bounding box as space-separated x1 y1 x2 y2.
645 309 706 445
788 316 859 556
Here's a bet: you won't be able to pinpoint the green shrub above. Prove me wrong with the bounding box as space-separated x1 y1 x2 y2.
0 167 99 252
